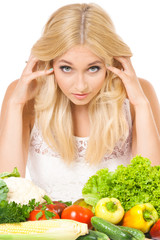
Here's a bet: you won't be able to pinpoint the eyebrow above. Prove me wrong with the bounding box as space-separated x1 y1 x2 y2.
58 60 103 66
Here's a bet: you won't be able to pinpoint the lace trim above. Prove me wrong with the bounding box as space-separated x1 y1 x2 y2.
30 128 131 160
30 128 61 158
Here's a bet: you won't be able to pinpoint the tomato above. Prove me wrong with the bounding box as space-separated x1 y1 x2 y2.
150 219 160 239
28 208 60 221
46 202 67 217
61 205 94 228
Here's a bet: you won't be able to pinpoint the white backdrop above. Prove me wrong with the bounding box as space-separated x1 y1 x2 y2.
0 0 160 110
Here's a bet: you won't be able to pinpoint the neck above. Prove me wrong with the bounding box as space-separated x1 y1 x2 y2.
71 103 90 137
71 102 88 114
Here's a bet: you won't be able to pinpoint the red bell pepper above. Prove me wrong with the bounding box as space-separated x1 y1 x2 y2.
150 219 160 239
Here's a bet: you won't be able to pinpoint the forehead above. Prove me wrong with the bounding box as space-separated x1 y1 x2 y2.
55 45 103 63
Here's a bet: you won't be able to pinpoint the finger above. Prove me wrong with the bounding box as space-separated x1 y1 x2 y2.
21 68 54 83
106 64 126 79
23 55 39 74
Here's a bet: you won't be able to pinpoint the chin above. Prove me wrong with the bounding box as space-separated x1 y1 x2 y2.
70 98 91 106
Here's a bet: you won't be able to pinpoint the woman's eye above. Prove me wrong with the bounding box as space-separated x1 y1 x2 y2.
89 66 100 72
60 66 71 72
59 65 101 73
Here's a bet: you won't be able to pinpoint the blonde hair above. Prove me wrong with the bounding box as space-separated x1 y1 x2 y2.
31 3 132 164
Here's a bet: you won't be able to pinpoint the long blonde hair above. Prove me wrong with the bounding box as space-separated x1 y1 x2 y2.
31 3 132 164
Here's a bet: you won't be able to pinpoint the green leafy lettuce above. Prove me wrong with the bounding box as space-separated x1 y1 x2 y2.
0 180 9 202
0 167 20 179
82 155 160 216
0 167 20 203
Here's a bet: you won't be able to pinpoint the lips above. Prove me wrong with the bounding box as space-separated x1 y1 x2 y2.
72 93 89 100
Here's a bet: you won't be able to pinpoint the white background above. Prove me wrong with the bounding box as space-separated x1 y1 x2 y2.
0 0 160 110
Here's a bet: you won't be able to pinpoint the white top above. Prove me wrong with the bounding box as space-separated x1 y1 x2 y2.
27 99 132 202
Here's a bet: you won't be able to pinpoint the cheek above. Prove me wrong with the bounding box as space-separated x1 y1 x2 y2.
54 71 65 86
54 74 71 94
93 73 106 90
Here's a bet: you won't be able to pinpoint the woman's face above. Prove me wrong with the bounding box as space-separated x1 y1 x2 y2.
53 45 107 106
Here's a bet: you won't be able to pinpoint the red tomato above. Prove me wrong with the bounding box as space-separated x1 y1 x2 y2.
28 209 60 221
61 205 94 228
150 219 160 239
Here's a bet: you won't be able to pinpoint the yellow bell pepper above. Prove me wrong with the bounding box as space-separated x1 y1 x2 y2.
95 197 124 224
122 203 158 233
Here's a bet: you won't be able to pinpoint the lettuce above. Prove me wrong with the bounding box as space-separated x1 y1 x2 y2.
0 167 20 179
0 180 9 202
0 167 20 203
82 155 160 217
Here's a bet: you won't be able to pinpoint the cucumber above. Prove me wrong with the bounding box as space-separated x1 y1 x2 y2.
76 230 110 240
76 230 98 240
93 230 110 239
91 217 136 240
118 226 145 240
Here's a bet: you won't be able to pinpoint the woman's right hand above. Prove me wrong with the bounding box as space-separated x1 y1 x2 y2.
10 54 54 107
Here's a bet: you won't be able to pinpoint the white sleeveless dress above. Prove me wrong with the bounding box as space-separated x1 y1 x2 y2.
27 99 132 202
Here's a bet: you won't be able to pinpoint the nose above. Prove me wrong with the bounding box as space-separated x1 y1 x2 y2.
74 73 88 92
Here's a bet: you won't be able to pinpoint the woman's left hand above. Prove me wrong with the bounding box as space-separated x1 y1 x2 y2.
106 57 148 107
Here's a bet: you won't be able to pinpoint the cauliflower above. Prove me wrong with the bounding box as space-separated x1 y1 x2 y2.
3 177 47 205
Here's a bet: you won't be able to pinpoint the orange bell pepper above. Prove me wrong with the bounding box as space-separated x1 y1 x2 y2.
122 203 158 233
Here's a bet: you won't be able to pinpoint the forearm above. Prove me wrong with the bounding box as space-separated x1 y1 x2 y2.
134 101 160 165
0 100 26 176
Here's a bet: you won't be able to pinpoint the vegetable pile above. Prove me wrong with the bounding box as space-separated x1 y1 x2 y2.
1 158 160 239
0 168 89 239
0 168 72 223
82 155 160 217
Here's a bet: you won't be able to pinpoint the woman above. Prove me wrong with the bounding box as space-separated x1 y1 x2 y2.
0 3 160 201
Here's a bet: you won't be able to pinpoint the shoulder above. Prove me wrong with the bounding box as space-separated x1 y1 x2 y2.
138 78 157 96
4 79 19 95
138 78 159 111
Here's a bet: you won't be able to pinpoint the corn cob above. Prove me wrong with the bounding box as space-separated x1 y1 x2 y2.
0 219 88 239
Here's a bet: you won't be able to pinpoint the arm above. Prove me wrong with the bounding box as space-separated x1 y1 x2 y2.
106 58 160 165
0 55 54 176
0 81 30 177
132 79 160 164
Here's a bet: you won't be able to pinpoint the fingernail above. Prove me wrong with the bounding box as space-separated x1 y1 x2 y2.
49 68 53 71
